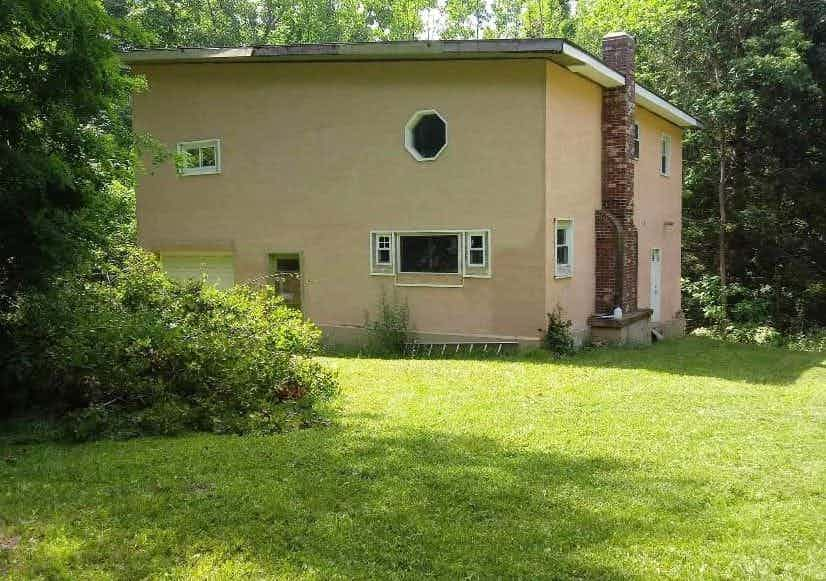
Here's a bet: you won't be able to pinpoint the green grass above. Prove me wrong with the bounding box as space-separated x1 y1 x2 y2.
1 337 824 579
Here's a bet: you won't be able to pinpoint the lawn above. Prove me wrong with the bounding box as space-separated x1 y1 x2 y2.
1 338 824 579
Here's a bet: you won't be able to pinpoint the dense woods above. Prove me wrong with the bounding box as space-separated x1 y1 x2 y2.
0 0 824 427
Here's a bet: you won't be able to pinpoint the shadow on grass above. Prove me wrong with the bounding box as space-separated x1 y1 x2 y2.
0 424 713 579
324 337 825 386
562 337 825 386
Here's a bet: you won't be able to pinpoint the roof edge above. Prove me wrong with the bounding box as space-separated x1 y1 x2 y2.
121 39 700 128
121 39 566 64
635 84 702 128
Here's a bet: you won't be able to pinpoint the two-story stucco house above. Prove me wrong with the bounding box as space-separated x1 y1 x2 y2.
125 33 700 347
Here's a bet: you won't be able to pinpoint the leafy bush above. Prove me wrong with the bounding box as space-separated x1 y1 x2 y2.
542 307 575 357
1 249 337 440
783 329 826 352
366 292 410 355
690 324 825 352
682 275 775 329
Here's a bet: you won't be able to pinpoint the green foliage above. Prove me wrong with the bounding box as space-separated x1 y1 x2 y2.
682 275 775 328
366 292 411 355
1 339 824 578
1 249 337 440
114 0 434 45
0 0 145 289
565 0 826 334
542 306 575 356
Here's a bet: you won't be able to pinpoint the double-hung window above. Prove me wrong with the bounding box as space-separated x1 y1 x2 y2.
370 232 394 274
370 230 491 277
660 134 671 176
555 219 573 278
376 234 392 265
177 139 221 176
464 230 490 276
633 122 640 160
467 232 486 267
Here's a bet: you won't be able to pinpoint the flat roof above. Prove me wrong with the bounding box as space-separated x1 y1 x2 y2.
122 39 700 128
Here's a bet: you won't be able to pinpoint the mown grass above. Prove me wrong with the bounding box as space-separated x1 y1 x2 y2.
1 337 824 579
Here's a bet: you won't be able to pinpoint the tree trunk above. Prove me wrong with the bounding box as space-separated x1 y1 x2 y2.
718 138 728 328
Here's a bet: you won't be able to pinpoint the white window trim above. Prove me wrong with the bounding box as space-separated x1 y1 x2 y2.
464 230 492 278
633 122 640 161
375 233 393 266
404 109 448 162
177 138 222 176
554 218 574 279
368 229 492 281
369 231 395 276
397 231 462 275
660 133 672 177
466 231 486 267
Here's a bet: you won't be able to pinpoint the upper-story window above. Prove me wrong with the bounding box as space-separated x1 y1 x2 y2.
404 110 447 161
633 122 640 160
660 134 671 176
177 139 221 176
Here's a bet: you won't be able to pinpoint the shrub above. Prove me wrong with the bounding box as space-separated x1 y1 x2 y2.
691 324 825 352
366 292 410 355
542 307 575 357
1 248 337 440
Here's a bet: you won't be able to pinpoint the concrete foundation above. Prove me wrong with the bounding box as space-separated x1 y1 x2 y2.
650 313 687 340
588 309 653 345
320 324 542 351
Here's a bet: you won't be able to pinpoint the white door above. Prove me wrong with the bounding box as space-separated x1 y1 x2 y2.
160 254 235 289
650 249 662 322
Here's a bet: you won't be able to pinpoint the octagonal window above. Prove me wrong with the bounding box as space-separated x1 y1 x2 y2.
404 110 447 161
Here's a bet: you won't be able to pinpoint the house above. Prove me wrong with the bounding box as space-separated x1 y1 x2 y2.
124 33 700 347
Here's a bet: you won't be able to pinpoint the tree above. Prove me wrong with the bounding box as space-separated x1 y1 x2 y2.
113 0 438 46
673 1 825 329
572 0 826 330
0 0 143 290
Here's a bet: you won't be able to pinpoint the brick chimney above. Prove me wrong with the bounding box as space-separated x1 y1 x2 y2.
595 32 639 315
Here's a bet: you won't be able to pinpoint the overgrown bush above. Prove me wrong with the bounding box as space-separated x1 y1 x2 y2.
542 307 575 357
366 292 410 355
0 249 337 440
682 275 777 329
682 275 825 351
691 325 825 352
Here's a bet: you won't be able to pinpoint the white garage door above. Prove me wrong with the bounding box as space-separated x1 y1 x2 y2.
160 254 235 289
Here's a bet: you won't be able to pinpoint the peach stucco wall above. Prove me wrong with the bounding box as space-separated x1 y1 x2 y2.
545 63 684 335
133 59 549 342
634 106 683 322
545 62 603 338
132 58 683 344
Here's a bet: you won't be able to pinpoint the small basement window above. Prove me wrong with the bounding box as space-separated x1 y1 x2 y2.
399 234 459 274
660 134 671 176
177 139 221 175
404 110 447 161
555 219 573 278
633 122 640 160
